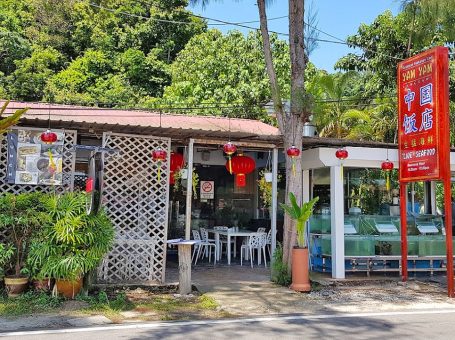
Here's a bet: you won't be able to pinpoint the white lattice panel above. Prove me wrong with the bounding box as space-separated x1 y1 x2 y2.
0 128 76 242
98 132 170 284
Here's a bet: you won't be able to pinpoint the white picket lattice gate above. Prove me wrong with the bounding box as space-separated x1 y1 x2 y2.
98 132 171 284
0 128 77 242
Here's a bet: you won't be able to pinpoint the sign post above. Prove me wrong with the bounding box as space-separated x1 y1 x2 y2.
398 46 453 297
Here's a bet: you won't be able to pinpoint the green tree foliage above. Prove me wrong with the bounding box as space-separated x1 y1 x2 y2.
333 3 455 143
336 6 455 97
0 0 205 105
7 47 62 101
158 29 290 119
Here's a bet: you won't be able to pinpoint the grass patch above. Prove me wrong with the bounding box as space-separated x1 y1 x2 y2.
0 291 63 317
77 291 134 322
134 294 221 321
0 289 228 322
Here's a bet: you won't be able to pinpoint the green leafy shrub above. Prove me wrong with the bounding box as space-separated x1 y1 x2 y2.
280 193 319 248
0 244 14 278
0 192 48 277
28 193 115 282
271 243 291 286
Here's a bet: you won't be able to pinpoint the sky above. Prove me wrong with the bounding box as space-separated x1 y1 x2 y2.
189 1 401 72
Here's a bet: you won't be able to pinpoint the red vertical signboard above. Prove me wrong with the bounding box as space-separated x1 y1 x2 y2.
397 46 452 297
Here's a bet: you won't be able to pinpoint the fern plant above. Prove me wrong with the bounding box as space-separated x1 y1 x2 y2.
280 193 319 248
30 193 115 282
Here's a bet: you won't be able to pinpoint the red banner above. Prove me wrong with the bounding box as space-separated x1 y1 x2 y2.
398 46 450 182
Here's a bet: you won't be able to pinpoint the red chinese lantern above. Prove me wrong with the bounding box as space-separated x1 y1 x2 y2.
40 129 57 144
226 154 255 187
169 152 185 185
223 142 237 174
286 145 300 176
335 148 348 160
381 160 394 191
152 148 167 181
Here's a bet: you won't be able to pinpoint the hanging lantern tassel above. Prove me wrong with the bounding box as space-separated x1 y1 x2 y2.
223 142 237 175
48 150 56 176
152 148 167 183
381 160 394 192
335 148 349 180
228 155 233 174
286 146 300 177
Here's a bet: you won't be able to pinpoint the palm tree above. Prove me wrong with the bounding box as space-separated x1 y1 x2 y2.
0 101 28 134
191 0 308 267
312 72 370 139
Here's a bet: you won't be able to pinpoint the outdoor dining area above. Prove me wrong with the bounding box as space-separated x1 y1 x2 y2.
191 227 273 267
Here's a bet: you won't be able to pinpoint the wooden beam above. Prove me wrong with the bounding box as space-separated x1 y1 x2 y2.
194 138 277 149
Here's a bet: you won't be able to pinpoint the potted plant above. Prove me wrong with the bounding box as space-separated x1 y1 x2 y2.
34 193 114 299
24 239 55 292
280 193 318 292
0 193 46 297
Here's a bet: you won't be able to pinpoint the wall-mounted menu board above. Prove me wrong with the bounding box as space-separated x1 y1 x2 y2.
6 128 65 186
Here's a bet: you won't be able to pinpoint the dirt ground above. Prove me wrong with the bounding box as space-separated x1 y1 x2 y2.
169 265 455 316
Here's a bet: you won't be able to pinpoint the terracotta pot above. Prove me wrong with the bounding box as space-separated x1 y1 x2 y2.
56 278 82 299
290 247 311 292
33 278 52 292
4 277 29 297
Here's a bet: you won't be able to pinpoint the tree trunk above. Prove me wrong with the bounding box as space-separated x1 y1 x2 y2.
256 0 283 116
284 0 307 268
257 0 307 269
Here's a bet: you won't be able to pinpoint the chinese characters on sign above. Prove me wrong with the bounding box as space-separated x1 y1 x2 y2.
398 47 450 182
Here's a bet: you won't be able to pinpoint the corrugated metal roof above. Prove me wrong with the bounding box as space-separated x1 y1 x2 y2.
2 100 281 143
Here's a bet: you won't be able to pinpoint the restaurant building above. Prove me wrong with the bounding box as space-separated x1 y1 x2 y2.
1 100 454 284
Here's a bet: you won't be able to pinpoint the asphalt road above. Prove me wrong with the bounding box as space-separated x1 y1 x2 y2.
2 309 455 340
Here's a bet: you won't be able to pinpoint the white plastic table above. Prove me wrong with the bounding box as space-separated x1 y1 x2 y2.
207 229 257 265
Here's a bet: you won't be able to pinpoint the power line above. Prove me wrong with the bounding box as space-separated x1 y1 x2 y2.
87 2 404 62
209 15 288 26
88 3 286 28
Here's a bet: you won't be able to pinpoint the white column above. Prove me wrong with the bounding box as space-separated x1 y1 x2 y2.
330 165 345 279
271 148 278 262
185 139 194 240
302 169 311 244
302 170 310 202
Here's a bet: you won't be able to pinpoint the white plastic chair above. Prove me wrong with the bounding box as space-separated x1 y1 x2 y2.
191 230 202 263
265 229 273 258
257 227 266 233
240 233 267 268
200 227 215 242
192 230 215 265
215 226 236 259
